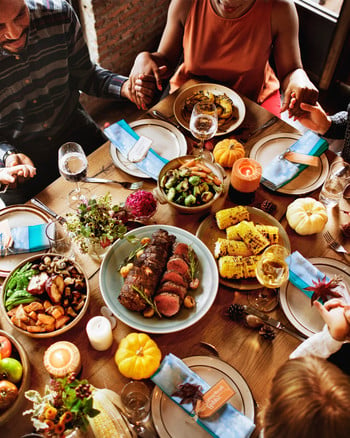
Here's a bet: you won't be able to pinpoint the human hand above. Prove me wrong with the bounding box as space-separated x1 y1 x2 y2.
281 69 319 118
314 298 350 342
296 102 332 135
122 74 157 109
5 153 36 186
0 164 36 185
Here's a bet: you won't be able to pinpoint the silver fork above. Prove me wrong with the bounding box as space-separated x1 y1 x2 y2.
82 177 143 190
323 231 349 255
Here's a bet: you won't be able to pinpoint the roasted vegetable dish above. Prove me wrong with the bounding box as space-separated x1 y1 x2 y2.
182 90 238 131
118 229 200 318
160 158 223 207
3 255 87 334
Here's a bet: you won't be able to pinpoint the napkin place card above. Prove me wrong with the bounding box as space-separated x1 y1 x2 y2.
286 251 350 304
151 353 255 438
261 130 329 191
104 119 168 180
0 219 50 257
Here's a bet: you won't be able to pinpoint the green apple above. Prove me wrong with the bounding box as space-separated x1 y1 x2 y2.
0 357 23 383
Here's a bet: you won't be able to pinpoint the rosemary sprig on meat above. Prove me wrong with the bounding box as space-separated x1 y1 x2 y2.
117 238 149 270
132 285 162 318
188 246 199 280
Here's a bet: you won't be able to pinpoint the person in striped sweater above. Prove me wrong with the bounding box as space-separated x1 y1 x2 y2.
0 0 154 205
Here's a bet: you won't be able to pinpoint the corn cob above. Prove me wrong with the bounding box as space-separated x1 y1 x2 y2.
237 221 270 254
89 388 135 438
218 255 260 279
226 221 253 240
256 225 279 244
214 238 252 258
215 206 249 230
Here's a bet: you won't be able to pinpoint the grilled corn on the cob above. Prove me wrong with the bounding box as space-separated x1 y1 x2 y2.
218 255 260 279
214 238 252 258
237 221 270 254
226 222 279 244
215 206 249 230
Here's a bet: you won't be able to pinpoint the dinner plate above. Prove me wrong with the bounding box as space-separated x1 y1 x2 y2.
173 83 246 136
0 198 5 210
109 119 187 178
99 225 219 334
151 355 255 438
0 204 52 277
196 207 291 290
279 257 350 338
249 133 329 195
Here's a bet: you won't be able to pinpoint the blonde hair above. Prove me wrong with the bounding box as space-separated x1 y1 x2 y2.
261 356 350 438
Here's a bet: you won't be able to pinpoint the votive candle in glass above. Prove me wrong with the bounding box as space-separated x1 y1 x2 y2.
86 316 113 351
43 341 81 377
231 158 262 193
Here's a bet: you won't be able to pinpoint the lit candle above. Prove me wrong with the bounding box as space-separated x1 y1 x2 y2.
43 341 81 377
231 158 262 193
86 316 113 351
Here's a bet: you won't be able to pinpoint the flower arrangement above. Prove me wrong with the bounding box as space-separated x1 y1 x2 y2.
23 373 99 437
65 193 128 254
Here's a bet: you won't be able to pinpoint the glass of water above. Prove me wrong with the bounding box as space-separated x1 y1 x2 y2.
121 381 151 427
319 161 350 207
45 219 74 259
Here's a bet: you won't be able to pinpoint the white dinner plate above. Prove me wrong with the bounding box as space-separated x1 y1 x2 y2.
99 225 219 334
249 133 329 195
173 83 246 136
0 204 52 277
0 198 5 210
151 355 255 438
109 119 187 178
279 257 350 338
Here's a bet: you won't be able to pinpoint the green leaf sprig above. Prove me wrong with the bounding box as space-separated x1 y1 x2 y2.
188 246 199 280
132 285 162 318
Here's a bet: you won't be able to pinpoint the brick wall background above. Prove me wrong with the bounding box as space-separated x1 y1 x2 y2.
77 0 171 119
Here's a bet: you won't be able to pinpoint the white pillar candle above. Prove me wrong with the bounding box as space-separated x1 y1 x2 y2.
86 316 113 351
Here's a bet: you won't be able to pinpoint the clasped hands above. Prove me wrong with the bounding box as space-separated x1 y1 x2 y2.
314 298 350 342
2 153 36 188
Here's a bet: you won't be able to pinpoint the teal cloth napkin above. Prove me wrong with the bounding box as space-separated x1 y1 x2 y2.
104 119 168 180
0 223 50 257
286 251 350 304
151 353 255 438
261 130 328 191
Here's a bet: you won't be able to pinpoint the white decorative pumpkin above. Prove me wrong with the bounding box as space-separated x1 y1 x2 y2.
286 197 328 235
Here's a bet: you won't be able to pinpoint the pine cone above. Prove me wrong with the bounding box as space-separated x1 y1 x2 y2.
259 324 276 340
227 304 245 321
341 222 350 238
260 200 276 216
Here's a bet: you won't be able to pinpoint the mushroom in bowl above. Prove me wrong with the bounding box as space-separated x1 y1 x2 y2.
155 155 226 214
0 254 89 338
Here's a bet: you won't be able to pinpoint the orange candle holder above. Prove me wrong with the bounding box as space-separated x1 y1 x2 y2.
229 158 262 204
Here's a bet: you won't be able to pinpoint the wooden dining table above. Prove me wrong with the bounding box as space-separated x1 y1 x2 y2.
1 80 349 438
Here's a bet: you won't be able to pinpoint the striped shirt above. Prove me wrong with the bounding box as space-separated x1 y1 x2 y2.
0 0 127 154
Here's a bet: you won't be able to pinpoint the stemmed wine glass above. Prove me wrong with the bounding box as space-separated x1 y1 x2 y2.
189 102 218 161
248 244 290 312
58 142 90 209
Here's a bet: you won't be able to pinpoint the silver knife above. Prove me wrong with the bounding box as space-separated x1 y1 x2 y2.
243 305 306 341
151 110 183 130
30 198 67 224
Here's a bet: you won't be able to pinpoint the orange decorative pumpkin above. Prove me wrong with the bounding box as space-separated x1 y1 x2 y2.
114 332 161 380
213 139 245 168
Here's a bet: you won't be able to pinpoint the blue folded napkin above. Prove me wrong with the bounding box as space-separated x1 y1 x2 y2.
151 353 255 438
261 130 328 191
0 223 50 257
104 119 168 180
286 251 350 304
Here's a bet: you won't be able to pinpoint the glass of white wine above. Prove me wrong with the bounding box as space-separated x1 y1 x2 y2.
248 244 290 312
58 142 90 209
189 102 218 161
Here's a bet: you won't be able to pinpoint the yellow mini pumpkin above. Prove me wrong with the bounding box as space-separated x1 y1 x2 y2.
114 332 161 380
286 197 328 235
213 138 245 168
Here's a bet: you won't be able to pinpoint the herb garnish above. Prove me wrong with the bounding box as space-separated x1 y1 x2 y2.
132 285 162 318
188 246 199 280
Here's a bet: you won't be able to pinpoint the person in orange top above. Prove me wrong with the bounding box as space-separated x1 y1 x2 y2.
128 0 318 117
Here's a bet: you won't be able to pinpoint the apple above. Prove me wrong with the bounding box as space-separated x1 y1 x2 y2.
0 357 23 383
0 380 18 411
0 336 12 359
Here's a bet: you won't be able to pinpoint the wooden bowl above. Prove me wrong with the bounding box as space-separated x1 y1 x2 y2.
0 254 90 338
155 155 226 214
0 329 30 426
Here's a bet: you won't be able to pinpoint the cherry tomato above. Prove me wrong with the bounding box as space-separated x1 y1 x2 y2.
0 380 18 411
0 336 12 359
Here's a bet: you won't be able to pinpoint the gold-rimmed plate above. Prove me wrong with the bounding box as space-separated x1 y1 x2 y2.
173 83 245 136
196 207 290 290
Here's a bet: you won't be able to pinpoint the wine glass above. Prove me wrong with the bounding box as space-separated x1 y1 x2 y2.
248 244 290 312
189 102 218 161
58 142 90 209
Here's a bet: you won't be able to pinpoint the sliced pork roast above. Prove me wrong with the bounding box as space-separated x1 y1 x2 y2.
118 229 176 311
